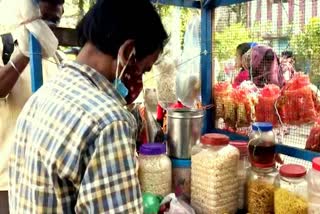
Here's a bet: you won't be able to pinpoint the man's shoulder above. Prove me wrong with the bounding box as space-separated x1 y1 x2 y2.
39 73 134 130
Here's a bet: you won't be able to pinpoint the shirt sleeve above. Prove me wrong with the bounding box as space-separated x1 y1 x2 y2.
75 120 143 213
0 37 4 66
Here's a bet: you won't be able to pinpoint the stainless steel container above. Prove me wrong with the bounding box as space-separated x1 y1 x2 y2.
167 109 204 159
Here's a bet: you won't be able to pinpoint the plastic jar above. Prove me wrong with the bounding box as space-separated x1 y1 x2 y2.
247 165 278 214
248 122 276 168
138 144 172 196
230 141 249 212
308 157 320 214
191 133 239 214
171 158 191 203
274 164 308 214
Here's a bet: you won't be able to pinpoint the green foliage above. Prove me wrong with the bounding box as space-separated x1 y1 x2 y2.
214 23 251 61
291 18 320 59
290 18 320 84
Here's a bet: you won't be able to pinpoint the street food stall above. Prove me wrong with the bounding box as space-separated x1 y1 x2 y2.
28 0 320 213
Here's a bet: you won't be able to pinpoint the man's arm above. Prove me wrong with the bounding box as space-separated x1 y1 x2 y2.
75 121 143 213
0 53 29 97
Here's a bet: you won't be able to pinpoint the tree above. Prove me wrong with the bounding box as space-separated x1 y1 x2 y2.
214 23 251 61
290 18 320 84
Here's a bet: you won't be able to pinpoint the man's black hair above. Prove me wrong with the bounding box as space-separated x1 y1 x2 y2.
76 0 168 60
40 0 65 4
281 50 293 58
236 43 251 57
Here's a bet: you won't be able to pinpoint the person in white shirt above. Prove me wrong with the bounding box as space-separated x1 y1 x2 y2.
0 0 64 212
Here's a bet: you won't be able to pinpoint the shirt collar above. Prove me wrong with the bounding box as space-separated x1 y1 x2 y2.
61 61 127 106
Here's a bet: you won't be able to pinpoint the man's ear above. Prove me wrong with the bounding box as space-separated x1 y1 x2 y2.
118 39 135 66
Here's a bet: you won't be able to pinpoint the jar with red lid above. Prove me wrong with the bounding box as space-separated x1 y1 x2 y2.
274 164 308 214
308 157 320 214
191 133 240 214
230 141 249 212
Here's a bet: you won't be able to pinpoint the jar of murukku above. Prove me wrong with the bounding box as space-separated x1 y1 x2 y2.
247 165 278 214
274 164 308 214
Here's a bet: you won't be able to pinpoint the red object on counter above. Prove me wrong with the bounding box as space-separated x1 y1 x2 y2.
170 101 185 109
156 101 186 122
279 164 307 178
201 133 230 146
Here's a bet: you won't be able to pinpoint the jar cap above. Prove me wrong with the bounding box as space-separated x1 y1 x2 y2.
139 143 166 155
230 141 248 155
171 158 191 168
279 164 307 178
201 133 229 146
312 157 320 171
252 122 273 132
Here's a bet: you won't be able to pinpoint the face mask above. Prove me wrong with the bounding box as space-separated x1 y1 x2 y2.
113 48 136 99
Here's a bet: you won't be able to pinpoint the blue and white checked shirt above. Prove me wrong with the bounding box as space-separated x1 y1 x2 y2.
9 61 143 213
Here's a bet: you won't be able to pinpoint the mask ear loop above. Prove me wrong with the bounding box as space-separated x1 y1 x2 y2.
115 57 121 88
118 49 136 80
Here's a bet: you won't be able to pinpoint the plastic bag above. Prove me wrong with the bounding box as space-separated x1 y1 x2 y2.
0 0 58 58
278 74 317 124
213 82 232 118
176 15 201 108
305 119 320 152
145 108 164 143
160 193 195 214
154 58 178 109
256 84 280 125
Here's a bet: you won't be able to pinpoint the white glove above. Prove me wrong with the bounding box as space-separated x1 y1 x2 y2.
14 0 58 58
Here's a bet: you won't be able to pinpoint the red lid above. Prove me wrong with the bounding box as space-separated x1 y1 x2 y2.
201 133 229 146
230 141 248 155
279 164 307 178
312 157 320 171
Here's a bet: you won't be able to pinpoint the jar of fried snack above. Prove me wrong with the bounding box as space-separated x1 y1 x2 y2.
274 164 308 214
247 165 278 214
191 134 239 214
308 157 320 214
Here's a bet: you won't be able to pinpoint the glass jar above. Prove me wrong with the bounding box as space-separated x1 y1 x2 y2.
308 157 320 214
171 158 191 203
247 165 278 214
138 144 172 196
274 164 308 214
191 134 240 214
248 122 276 168
230 141 249 212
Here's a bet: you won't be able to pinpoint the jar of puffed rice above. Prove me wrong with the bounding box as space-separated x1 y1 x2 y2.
191 133 240 214
138 144 172 197
230 141 249 212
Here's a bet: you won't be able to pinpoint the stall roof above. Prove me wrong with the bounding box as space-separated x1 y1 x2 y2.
150 0 252 9
203 0 252 8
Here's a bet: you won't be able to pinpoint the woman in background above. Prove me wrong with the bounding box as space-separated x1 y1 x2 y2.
233 42 257 88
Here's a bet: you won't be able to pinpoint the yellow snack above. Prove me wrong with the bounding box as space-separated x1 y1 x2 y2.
274 188 308 214
247 180 275 214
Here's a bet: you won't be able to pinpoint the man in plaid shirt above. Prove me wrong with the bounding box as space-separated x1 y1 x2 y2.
9 0 168 213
